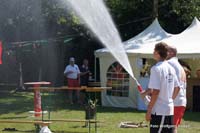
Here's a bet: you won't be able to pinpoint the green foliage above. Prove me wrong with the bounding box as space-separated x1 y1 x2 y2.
41 0 81 27
105 0 200 35
105 0 153 40
1 0 200 40
1 0 200 41
70 12 81 25
172 0 200 25
157 0 200 33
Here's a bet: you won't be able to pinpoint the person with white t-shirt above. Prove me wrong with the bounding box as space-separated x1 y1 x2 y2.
64 57 81 104
141 42 180 133
167 46 187 133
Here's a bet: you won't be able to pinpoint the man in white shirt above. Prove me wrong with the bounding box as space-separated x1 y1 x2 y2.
64 57 81 104
142 42 180 133
167 46 187 133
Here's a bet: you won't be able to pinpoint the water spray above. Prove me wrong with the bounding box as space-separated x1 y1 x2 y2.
64 0 150 105
131 74 150 105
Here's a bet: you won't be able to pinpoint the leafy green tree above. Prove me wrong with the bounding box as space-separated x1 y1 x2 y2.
158 0 200 33
105 0 200 35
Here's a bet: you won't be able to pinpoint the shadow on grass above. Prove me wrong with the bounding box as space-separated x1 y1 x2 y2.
0 92 34 114
41 91 86 112
97 106 146 114
49 91 146 113
0 91 86 115
0 91 145 116
51 131 87 133
2 130 35 133
19 131 35 133
183 111 200 122
0 116 28 119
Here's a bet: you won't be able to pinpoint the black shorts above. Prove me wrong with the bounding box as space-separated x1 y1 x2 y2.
150 114 174 133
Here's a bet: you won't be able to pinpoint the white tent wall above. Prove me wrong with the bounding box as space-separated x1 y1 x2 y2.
98 54 139 108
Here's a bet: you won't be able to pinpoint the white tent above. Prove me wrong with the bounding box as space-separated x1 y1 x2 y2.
96 18 173 54
95 18 174 108
95 17 200 109
127 17 200 58
128 17 200 84
124 18 173 50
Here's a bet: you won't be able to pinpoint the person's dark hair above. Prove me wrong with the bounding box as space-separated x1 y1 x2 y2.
154 42 168 59
178 59 191 71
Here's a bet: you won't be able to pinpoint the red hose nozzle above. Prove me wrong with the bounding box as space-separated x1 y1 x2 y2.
137 85 143 93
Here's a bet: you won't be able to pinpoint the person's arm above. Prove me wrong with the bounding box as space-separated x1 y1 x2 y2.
80 71 90 76
76 65 81 81
146 89 160 121
145 66 160 121
141 89 152 99
64 70 73 76
64 66 73 76
172 87 180 100
78 73 81 84
65 71 73 75
172 74 180 100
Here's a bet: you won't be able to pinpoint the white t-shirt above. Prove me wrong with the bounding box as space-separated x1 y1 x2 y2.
148 61 179 115
168 57 187 107
64 64 80 79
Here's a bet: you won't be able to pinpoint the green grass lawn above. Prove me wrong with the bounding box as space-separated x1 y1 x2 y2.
0 91 200 133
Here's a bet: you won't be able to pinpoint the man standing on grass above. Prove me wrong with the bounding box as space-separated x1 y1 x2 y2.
64 57 81 104
142 42 180 133
167 46 187 133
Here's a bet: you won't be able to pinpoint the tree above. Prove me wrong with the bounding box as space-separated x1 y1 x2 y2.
105 0 200 35
158 0 200 33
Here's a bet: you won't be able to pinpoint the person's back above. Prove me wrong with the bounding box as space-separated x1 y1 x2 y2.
149 61 177 115
168 57 187 107
167 46 187 133
143 42 180 133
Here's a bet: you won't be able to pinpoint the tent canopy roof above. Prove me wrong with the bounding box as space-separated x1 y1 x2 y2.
124 18 173 50
96 17 200 59
127 17 200 57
